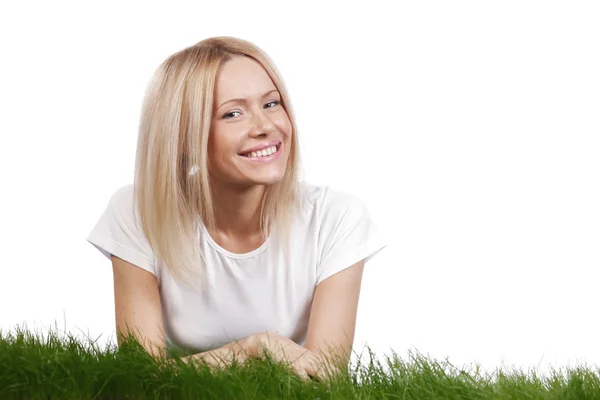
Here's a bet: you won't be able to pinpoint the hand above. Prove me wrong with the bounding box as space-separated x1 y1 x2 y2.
251 332 334 384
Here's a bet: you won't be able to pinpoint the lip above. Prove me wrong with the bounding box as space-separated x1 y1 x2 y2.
238 139 282 155
238 142 283 163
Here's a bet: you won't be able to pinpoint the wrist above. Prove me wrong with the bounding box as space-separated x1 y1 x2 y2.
241 333 260 358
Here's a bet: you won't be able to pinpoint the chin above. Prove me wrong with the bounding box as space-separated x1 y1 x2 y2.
249 172 286 186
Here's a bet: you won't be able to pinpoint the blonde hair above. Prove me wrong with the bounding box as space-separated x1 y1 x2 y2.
133 37 303 292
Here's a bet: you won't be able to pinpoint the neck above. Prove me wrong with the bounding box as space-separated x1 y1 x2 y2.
209 181 267 239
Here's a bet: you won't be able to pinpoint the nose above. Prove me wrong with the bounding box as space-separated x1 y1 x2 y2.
249 108 276 137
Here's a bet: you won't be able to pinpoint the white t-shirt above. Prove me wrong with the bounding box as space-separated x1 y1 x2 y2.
86 182 386 355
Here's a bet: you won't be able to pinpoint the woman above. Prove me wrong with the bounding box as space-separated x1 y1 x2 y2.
87 36 386 382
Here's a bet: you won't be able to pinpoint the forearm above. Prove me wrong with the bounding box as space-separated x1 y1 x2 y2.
306 345 351 377
180 335 257 370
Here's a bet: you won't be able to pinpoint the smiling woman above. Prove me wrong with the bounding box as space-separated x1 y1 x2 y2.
86 36 386 381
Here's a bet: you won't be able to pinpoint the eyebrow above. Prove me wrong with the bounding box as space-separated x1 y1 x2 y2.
216 89 280 110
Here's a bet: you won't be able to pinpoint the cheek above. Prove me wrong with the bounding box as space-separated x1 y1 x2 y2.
207 129 228 169
275 113 293 138
208 125 218 150
208 127 232 155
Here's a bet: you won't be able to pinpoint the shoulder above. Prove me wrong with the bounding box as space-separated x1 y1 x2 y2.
108 184 135 206
98 183 144 231
104 184 138 218
87 183 156 275
299 181 368 225
300 181 365 210
98 183 143 227
300 182 386 284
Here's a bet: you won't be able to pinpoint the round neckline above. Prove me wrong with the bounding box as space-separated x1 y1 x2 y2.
198 219 271 259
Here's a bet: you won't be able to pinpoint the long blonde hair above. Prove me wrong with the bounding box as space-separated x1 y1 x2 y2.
133 37 303 292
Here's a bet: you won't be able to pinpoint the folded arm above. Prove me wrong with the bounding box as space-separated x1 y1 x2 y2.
112 255 366 376
304 260 366 373
112 255 256 368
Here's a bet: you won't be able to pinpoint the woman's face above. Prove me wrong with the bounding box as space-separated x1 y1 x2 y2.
208 56 292 188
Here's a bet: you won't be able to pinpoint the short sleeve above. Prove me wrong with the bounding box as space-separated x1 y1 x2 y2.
316 187 387 285
86 184 156 275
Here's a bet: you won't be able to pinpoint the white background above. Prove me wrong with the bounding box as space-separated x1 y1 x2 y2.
1 1 598 378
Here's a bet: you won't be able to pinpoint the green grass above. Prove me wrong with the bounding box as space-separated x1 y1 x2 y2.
1 325 600 399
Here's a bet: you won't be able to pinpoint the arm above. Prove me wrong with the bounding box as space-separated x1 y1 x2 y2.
112 254 344 381
111 255 165 357
305 260 366 372
111 255 256 368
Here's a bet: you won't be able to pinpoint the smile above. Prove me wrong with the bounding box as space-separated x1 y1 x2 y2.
238 144 282 163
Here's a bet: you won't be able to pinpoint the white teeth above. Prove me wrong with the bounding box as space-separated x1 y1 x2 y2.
246 145 277 158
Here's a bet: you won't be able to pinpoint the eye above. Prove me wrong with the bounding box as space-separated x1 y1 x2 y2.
264 100 280 109
223 111 241 119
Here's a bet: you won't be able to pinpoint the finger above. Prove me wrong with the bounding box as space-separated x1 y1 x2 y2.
299 371 311 382
290 361 311 382
297 363 319 383
309 360 332 384
292 365 310 382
